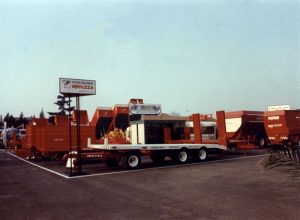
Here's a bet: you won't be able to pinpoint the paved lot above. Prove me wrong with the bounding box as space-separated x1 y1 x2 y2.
1 149 300 220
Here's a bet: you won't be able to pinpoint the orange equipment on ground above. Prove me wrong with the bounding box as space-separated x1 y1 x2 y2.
22 110 96 159
264 110 300 146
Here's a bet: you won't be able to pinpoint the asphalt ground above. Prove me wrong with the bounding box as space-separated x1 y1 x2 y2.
1 149 300 220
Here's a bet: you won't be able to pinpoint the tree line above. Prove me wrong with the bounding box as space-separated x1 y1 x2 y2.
0 95 75 128
1 112 29 128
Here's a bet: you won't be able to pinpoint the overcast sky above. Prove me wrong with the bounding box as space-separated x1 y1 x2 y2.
1 0 299 119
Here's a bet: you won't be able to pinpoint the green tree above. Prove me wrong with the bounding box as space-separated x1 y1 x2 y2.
16 112 24 128
40 108 45 118
48 95 74 123
4 113 9 124
4 113 16 128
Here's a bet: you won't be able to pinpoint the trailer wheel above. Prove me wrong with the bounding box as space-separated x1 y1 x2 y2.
150 151 166 163
258 137 266 148
198 148 207 161
121 152 141 169
172 149 189 164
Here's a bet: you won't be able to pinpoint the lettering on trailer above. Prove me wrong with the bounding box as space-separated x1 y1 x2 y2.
59 78 96 96
149 146 165 149
86 155 103 158
129 104 161 115
53 138 64 142
267 124 283 128
268 116 280 120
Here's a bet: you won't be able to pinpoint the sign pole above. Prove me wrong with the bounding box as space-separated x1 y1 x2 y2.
76 95 82 174
59 78 96 176
68 96 73 176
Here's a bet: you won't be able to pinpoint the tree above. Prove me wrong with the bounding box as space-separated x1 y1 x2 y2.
48 95 75 124
16 112 24 128
40 108 45 118
4 113 16 128
0 115 4 128
4 113 9 124
23 117 28 128
49 95 74 116
54 95 74 115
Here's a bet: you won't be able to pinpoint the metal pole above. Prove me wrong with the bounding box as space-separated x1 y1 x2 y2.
68 96 72 176
76 96 82 174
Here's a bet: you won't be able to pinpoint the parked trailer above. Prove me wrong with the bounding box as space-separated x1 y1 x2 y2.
264 110 300 146
67 111 229 169
225 111 267 149
264 109 300 163
22 110 96 159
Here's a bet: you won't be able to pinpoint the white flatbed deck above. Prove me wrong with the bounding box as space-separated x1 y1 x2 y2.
87 139 227 151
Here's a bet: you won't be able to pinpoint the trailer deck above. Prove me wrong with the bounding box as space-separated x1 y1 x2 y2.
87 141 227 151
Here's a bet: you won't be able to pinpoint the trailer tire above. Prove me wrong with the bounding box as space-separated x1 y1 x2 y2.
172 149 189 164
258 137 266 148
150 151 166 163
198 148 208 161
121 152 141 169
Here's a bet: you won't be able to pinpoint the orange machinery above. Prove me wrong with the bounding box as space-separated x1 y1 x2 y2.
90 99 142 143
22 110 96 159
164 110 267 150
264 110 300 146
224 111 267 149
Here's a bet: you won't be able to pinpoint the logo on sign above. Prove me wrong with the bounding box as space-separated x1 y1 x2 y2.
59 78 96 96
129 104 161 115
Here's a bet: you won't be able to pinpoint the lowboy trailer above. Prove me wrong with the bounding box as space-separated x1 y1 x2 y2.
67 111 229 169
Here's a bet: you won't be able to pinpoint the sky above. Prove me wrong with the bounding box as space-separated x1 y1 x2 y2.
0 0 299 119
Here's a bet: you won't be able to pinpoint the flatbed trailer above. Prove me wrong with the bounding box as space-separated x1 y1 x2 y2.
67 111 229 169
86 141 227 169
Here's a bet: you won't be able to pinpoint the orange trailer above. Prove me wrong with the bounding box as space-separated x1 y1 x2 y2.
264 110 300 146
225 111 267 149
264 109 300 163
22 111 96 159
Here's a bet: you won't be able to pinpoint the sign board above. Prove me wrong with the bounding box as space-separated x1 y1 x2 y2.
129 104 161 115
267 105 290 111
59 78 96 96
